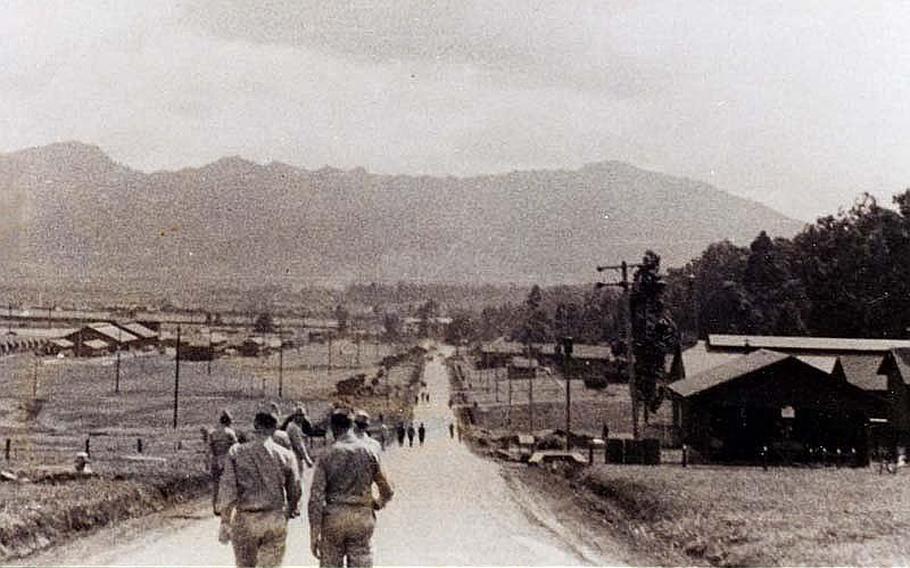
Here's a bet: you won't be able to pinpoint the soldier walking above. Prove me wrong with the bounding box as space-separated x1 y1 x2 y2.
406 423 415 447
353 409 382 454
396 422 406 446
217 406 301 567
284 406 316 470
209 410 238 516
309 410 394 568
417 423 426 445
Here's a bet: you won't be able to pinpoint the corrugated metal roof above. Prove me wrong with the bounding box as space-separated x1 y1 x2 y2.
708 334 910 353
681 341 743 377
881 348 910 384
52 338 74 348
83 339 109 350
10 327 78 338
117 322 158 339
836 355 888 392
87 323 140 343
510 356 539 369
482 338 612 360
668 349 791 398
795 355 838 374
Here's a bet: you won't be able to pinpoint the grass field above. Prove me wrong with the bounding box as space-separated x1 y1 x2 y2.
0 339 422 561
458 359 672 438
538 464 910 566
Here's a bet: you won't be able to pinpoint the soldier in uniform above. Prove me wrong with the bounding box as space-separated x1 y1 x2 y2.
285 405 316 469
210 409 239 515
309 409 394 568
217 406 301 567
353 409 382 454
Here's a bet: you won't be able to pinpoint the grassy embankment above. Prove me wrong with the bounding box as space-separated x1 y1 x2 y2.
523 464 910 567
0 339 421 561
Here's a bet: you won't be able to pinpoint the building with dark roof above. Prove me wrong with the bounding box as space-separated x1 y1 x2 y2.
668 350 879 464
879 348 910 446
112 321 159 349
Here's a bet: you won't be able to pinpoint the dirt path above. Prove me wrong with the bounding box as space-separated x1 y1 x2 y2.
32 348 628 566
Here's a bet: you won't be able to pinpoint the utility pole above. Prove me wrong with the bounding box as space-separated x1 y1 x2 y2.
507 364 513 426
356 333 361 367
32 354 38 399
562 336 574 450
527 340 534 433
327 334 333 374
278 335 284 398
207 324 213 376
597 261 644 440
114 326 121 394
173 325 181 430
7 303 11 334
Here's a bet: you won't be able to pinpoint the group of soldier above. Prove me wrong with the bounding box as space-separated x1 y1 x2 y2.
208 404 393 568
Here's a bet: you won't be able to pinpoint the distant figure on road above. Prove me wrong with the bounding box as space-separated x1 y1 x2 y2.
448 423 454 439
601 422 610 442
309 409 394 568
396 423 406 446
353 409 382 454
217 405 301 568
418 423 426 445
406 424 415 447
285 406 315 502
209 410 238 516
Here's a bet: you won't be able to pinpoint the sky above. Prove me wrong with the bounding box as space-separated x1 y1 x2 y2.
2 0 910 221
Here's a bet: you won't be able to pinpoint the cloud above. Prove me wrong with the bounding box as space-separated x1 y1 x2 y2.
180 0 659 98
2 0 910 221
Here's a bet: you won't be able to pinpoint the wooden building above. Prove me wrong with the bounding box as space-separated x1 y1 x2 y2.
668 349 879 464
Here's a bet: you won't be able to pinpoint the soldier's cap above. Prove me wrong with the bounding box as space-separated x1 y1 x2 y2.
254 403 280 428
330 408 353 429
292 405 307 417
220 409 233 423
76 451 91 461
353 409 370 425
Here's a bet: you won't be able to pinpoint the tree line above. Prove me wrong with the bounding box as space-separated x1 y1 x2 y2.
664 190 910 342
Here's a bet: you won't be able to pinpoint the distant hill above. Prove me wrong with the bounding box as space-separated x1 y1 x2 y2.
0 142 803 293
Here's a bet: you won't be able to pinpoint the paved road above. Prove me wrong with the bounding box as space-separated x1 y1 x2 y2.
65 348 611 566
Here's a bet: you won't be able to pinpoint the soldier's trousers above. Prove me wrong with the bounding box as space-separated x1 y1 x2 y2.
320 506 375 568
231 510 288 567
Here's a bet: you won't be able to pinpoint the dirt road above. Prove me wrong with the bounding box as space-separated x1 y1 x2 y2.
40 349 619 566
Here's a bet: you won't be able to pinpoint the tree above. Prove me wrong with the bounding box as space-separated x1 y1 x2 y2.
382 312 402 341
518 285 551 346
334 304 350 334
630 251 678 415
417 299 439 337
253 312 275 334
445 312 475 345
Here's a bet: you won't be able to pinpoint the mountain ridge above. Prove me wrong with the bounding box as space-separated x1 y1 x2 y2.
0 141 804 293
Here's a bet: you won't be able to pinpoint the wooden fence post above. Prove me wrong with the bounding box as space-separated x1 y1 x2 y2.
4 439 10 461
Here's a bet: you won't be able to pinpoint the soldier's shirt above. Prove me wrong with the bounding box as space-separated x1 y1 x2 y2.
354 429 382 454
272 430 292 451
217 432 301 515
308 431 393 526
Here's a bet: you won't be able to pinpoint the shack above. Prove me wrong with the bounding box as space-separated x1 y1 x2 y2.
668 349 878 464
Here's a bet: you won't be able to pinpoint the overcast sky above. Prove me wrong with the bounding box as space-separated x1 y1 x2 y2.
2 1 909 220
